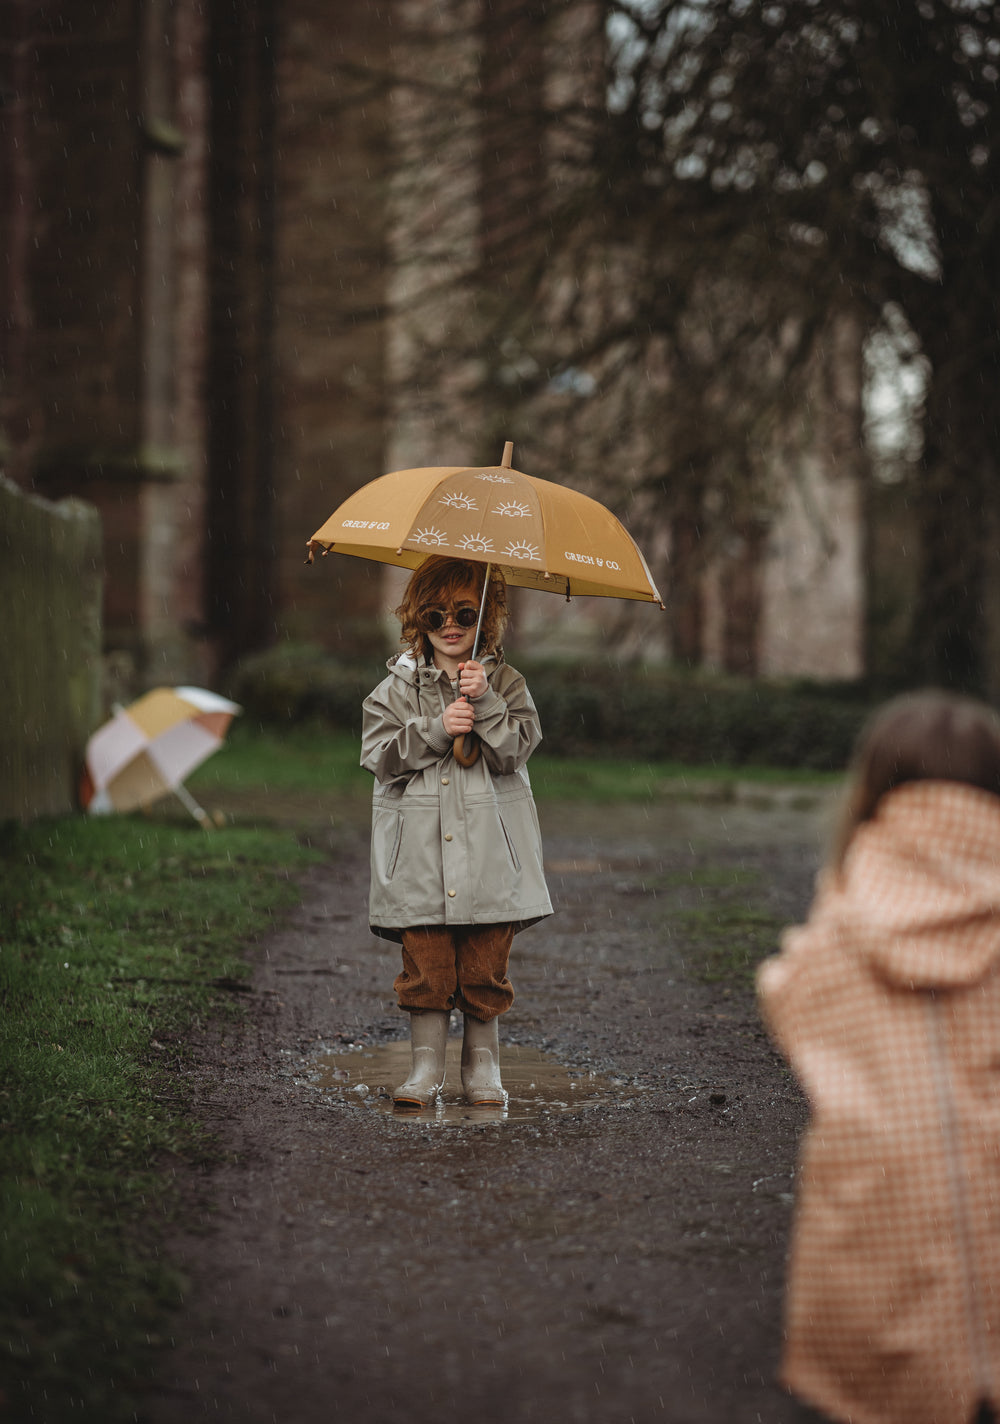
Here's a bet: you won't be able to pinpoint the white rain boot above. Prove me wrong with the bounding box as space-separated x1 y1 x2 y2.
393 1010 449 1108
461 1013 506 1106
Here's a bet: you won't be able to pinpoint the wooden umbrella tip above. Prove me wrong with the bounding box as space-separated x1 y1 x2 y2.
501 441 514 468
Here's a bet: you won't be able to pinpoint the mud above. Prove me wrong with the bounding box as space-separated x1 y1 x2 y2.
147 790 838 1424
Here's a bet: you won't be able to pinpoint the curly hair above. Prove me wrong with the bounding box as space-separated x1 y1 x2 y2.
830 689 1000 871
395 556 509 662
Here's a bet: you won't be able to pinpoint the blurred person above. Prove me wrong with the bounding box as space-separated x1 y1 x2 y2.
758 690 1000 1424
361 556 551 1109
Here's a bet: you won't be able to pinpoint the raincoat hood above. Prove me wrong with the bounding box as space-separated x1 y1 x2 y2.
756 776 1000 1424
832 780 1000 991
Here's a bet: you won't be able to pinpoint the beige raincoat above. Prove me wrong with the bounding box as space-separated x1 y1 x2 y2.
361 651 552 942
757 781 1000 1424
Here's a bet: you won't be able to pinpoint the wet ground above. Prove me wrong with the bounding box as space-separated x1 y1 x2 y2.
147 790 838 1423
311 1039 645 1125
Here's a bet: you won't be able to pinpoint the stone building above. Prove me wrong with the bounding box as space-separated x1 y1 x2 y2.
1 0 866 699
1 0 389 694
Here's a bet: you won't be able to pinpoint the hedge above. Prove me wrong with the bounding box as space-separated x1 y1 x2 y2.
226 643 877 771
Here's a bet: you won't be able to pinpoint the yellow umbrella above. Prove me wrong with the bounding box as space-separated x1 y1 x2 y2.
81 686 241 824
307 442 663 763
306 442 664 606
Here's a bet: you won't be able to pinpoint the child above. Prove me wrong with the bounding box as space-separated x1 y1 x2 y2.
361 555 552 1108
757 691 1000 1424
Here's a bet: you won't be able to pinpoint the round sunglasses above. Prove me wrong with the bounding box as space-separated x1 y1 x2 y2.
420 605 479 631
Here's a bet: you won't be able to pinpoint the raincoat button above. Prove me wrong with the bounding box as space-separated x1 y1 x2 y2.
441 776 450 785
444 833 453 842
448 889 456 898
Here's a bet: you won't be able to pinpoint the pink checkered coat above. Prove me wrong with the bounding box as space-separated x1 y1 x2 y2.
758 780 1000 1424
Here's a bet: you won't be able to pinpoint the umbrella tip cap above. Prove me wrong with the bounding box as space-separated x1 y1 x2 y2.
501 441 513 468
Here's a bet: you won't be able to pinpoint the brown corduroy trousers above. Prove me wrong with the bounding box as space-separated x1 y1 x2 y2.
396 923 515 1022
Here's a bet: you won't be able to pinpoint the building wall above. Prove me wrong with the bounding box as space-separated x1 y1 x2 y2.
0 0 394 689
1 0 213 693
271 0 391 654
756 456 865 679
0 0 871 695
698 317 867 681
755 317 867 680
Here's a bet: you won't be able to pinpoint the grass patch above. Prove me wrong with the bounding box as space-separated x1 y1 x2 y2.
189 723 840 806
677 903 786 984
0 815 320 1422
664 866 784 985
528 757 839 803
189 722 371 799
642 865 786 986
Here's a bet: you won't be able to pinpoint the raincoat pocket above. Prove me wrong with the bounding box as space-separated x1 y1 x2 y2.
373 807 404 879
497 809 522 872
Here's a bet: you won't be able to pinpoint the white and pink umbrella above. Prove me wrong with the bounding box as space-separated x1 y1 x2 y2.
81 686 241 824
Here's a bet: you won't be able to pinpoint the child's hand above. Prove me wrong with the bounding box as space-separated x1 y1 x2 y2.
458 661 488 699
443 697 476 735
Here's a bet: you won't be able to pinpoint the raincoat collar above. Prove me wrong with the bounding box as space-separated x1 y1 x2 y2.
385 647 502 687
837 780 1000 991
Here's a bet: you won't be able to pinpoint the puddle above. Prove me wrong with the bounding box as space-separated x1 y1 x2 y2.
309 1040 640 1126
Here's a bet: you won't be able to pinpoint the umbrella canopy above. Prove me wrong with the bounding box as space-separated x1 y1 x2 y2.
81 686 241 822
306 444 664 605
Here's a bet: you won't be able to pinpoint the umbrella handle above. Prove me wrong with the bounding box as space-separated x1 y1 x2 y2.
453 731 481 767
452 632 486 767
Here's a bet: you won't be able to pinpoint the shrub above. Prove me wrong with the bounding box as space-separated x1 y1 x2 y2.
227 643 371 734
228 644 875 770
519 663 871 770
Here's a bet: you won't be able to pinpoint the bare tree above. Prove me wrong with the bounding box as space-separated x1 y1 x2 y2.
332 0 998 684
530 0 1000 688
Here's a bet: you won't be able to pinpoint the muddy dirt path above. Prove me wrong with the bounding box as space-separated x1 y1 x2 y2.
147 793 836 1424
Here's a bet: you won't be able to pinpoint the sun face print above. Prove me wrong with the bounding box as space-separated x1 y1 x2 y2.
411 526 449 547
457 534 495 554
502 540 541 562
493 500 532 518
475 473 512 484
440 491 478 512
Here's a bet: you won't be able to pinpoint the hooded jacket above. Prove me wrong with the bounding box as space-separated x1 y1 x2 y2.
757 780 1000 1424
361 650 552 941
